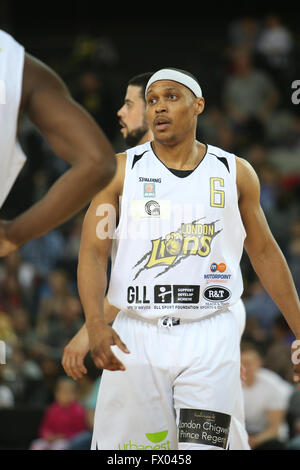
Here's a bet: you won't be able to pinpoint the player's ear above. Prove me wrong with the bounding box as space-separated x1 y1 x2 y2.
194 97 205 117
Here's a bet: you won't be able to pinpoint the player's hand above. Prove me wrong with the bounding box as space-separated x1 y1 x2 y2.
62 325 89 380
87 321 130 371
0 220 19 256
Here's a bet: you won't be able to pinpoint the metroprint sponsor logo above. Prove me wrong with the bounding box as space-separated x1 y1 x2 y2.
133 218 222 279
210 262 226 273
204 262 232 283
118 430 170 450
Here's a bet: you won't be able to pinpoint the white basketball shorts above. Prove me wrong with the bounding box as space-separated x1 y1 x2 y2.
91 308 243 450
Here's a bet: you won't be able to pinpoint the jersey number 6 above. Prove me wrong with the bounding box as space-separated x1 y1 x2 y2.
210 177 225 208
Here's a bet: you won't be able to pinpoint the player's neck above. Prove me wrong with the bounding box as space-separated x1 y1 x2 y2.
152 138 206 171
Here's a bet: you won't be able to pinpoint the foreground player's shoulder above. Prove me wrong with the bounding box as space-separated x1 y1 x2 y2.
235 156 261 203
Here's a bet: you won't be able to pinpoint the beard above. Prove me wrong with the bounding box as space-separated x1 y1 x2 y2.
124 120 149 147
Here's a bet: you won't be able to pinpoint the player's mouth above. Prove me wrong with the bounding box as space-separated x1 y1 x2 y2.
119 120 128 135
154 116 171 131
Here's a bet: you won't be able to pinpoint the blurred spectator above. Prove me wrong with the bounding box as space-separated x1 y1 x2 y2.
0 311 18 346
36 269 75 337
285 387 300 449
0 273 24 314
0 367 14 409
20 230 66 278
242 316 268 352
266 186 298 254
264 316 295 383
197 106 239 153
244 279 280 335
223 48 279 147
241 341 293 449
37 295 84 362
30 377 87 450
0 252 36 293
66 375 101 450
227 16 260 53
258 163 280 214
10 307 39 356
255 14 294 83
1 344 43 405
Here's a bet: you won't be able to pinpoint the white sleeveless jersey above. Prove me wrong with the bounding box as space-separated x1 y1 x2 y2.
107 141 246 321
0 30 26 208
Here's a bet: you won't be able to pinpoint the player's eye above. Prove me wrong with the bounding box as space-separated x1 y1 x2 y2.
147 97 157 105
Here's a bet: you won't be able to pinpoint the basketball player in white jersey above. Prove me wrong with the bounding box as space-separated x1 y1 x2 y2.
62 71 253 449
0 29 115 256
81 68 300 450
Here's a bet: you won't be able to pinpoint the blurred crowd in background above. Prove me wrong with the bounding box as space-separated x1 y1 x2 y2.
0 12 300 450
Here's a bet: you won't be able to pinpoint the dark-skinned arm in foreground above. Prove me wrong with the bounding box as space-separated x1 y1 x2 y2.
0 53 116 255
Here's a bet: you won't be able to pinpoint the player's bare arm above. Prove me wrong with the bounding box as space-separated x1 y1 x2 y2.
77 154 129 372
0 53 116 255
236 157 300 381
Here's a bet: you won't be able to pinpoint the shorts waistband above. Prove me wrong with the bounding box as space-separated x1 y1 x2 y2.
119 311 214 327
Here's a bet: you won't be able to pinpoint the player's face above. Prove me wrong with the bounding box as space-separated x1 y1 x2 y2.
117 85 149 146
145 80 204 145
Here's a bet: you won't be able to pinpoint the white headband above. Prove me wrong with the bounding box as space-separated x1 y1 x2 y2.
145 68 202 98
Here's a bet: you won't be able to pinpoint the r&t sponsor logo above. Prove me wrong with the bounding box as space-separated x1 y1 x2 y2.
133 218 222 279
203 286 231 302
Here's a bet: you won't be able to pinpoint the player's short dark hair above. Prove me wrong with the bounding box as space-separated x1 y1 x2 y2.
128 72 154 101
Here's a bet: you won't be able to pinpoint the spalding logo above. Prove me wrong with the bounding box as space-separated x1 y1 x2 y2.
203 286 231 302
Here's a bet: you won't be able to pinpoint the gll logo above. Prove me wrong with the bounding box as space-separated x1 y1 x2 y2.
145 200 160 217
